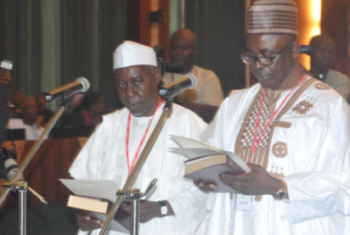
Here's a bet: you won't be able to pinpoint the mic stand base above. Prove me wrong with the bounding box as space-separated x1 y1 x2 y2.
3 181 48 235
116 179 157 235
19 189 26 235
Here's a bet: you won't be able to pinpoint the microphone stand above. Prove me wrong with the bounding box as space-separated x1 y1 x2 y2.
99 99 173 235
0 99 70 235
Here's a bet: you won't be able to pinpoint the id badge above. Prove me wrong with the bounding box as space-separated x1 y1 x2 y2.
235 194 253 212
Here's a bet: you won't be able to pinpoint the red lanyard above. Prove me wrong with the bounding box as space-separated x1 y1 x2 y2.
249 75 306 162
126 99 162 175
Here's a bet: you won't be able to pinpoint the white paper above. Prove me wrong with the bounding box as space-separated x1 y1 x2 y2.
169 147 219 159
60 179 121 202
170 135 221 151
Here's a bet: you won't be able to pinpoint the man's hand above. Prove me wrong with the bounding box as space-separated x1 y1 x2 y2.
178 89 197 104
75 210 102 231
194 180 217 193
0 69 11 85
121 200 172 223
219 163 282 195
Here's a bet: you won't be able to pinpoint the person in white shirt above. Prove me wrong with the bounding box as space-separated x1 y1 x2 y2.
163 29 224 106
7 96 44 140
70 41 208 235
309 34 350 102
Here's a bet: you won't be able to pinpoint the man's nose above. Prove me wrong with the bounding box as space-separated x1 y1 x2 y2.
324 51 332 58
252 58 264 70
175 47 184 55
126 84 136 97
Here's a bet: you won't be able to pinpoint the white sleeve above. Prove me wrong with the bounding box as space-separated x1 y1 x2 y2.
166 178 208 234
283 98 350 224
69 126 101 180
159 110 208 234
200 96 230 147
285 172 350 224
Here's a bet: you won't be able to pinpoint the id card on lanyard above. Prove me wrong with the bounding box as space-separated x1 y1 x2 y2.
125 100 162 175
235 194 253 212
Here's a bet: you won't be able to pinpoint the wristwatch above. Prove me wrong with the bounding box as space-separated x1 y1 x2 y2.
158 200 168 216
274 180 289 201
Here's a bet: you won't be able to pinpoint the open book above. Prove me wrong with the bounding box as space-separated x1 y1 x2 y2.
60 179 130 233
170 135 251 193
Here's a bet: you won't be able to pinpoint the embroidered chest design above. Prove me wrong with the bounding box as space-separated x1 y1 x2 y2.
240 91 272 148
235 89 290 202
315 82 330 90
234 78 316 202
292 100 313 115
272 142 288 158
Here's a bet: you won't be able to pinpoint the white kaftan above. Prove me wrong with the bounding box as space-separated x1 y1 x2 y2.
201 76 350 235
69 103 208 235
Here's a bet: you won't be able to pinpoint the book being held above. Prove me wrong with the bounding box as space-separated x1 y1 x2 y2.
60 179 130 232
170 135 251 193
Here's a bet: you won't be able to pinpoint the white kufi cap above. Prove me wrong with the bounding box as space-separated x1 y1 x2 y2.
113 41 157 70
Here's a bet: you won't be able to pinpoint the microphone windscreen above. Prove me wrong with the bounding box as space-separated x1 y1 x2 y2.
77 77 90 92
184 73 198 89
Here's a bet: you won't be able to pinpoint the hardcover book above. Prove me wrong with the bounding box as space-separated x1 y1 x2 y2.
170 135 251 193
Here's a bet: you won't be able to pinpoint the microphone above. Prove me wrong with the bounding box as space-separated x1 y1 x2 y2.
44 77 90 102
159 73 197 99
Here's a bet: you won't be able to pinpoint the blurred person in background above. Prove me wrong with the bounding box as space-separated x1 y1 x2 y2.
61 90 105 127
0 64 15 182
163 28 224 106
36 92 54 127
7 96 44 140
0 65 24 211
8 89 24 113
309 34 350 102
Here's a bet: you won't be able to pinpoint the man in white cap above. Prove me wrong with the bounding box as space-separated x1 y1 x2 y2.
197 0 350 234
69 41 207 235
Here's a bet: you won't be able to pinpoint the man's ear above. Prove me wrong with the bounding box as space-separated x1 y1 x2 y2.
292 40 300 58
154 67 161 84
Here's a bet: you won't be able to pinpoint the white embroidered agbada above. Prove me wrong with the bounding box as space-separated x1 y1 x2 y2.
201 76 350 235
70 103 208 235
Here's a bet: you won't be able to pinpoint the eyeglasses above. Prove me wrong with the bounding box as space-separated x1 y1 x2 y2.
240 41 292 66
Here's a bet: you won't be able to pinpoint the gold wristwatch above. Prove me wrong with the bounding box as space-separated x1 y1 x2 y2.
274 180 289 200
